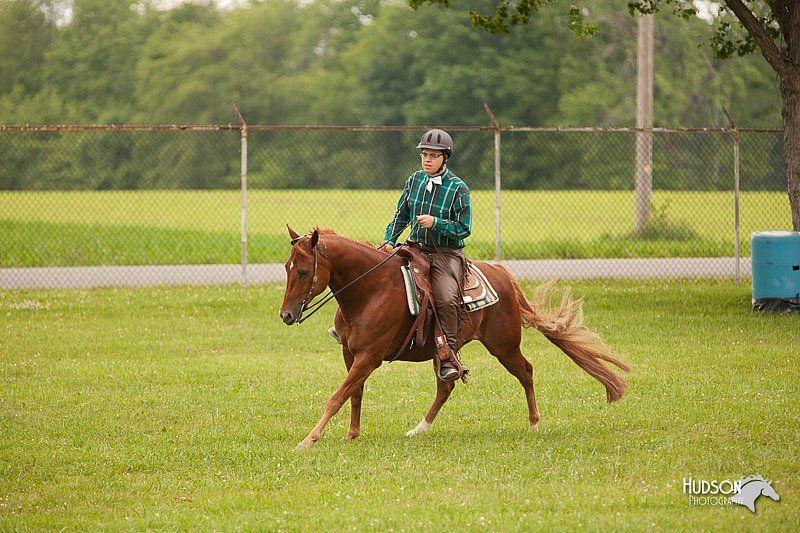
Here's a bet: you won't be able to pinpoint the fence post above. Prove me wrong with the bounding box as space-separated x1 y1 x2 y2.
234 105 248 288
484 103 502 261
635 13 654 234
724 108 741 286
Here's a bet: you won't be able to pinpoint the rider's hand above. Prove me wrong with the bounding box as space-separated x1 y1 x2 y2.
416 215 435 229
382 241 395 254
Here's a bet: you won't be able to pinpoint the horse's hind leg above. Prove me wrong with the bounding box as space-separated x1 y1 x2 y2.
405 378 456 437
494 345 540 430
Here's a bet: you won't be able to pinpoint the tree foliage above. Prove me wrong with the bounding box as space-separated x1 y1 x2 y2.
0 0 785 191
410 0 800 228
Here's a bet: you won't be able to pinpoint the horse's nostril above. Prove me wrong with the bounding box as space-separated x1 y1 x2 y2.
281 311 294 325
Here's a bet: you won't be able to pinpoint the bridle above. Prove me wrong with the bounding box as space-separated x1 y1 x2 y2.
291 234 320 323
289 233 402 324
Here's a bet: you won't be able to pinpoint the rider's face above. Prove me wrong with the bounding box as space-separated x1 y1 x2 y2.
420 150 445 174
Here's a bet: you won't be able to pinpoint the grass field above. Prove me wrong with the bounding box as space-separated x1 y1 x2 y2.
0 190 792 267
1 279 797 530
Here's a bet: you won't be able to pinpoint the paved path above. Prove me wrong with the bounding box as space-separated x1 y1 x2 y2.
1 258 750 289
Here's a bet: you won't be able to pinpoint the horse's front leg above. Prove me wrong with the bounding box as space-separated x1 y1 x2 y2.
342 346 363 441
297 356 377 450
346 384 364 441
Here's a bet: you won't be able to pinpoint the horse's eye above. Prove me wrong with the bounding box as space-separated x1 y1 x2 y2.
298 270 310 279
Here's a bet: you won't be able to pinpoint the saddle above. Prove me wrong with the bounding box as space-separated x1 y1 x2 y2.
385 245 499 381
400 254 499 317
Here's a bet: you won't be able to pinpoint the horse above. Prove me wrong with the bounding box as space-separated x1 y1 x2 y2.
279 226 630 450
731 475 780 513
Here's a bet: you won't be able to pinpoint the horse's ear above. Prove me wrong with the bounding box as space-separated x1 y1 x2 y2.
310 229 319 249
287 225 300 243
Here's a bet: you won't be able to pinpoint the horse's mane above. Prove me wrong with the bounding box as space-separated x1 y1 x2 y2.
314 226 378 251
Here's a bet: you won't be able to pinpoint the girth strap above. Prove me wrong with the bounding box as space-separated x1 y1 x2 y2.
385 291 433 362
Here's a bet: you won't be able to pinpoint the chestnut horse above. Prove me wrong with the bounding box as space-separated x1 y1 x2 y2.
280 227 630 450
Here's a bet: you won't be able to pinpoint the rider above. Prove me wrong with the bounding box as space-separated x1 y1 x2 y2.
383 129 472 380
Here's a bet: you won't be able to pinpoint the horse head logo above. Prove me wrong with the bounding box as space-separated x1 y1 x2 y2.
731 475 780 513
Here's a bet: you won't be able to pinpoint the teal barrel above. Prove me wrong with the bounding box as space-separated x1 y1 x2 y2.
751 231 800 301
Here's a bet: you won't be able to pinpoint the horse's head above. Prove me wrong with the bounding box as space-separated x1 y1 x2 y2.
279 226 331 325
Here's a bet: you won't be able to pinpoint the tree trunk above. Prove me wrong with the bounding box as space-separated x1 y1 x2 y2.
723 0 799 229
782 70 800 231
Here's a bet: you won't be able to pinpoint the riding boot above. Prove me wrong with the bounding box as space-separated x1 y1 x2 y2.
429 248 467 381
434 335 468 382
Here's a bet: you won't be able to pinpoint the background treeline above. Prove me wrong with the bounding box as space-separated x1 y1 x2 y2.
0 0 784 190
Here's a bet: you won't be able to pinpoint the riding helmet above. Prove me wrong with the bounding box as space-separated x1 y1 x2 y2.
416 129 453 158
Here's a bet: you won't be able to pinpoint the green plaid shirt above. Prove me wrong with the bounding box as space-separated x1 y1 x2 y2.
384 169 472 248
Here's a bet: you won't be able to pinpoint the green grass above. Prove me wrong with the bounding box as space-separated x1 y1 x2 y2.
1 280 798 530
0 190 791 266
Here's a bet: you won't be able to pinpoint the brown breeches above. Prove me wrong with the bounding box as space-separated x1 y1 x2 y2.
427 247 465 350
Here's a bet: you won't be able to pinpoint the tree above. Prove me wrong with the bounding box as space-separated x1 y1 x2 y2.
0 0 55 97
409 0 800 231
41 0 156 122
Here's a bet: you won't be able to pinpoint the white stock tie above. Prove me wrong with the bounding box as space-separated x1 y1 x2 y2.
426 175 442 193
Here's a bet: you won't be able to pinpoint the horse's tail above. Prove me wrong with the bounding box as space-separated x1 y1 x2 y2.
495 265 630 403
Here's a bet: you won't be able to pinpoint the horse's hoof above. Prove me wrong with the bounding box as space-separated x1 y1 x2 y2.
295 439 314 451
406 418 431 437
344 430 360 441
529 422 539 432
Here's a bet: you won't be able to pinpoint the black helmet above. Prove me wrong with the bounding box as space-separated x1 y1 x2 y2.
416 129 453 158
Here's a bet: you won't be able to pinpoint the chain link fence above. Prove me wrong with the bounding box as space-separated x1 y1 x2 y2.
0 124 788 288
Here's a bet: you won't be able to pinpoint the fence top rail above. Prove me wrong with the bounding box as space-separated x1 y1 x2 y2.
0 124 784 134
0 124 241 132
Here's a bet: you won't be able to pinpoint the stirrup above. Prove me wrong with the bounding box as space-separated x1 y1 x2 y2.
439 359 460 381
328 326 341 344
434 345 468 383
